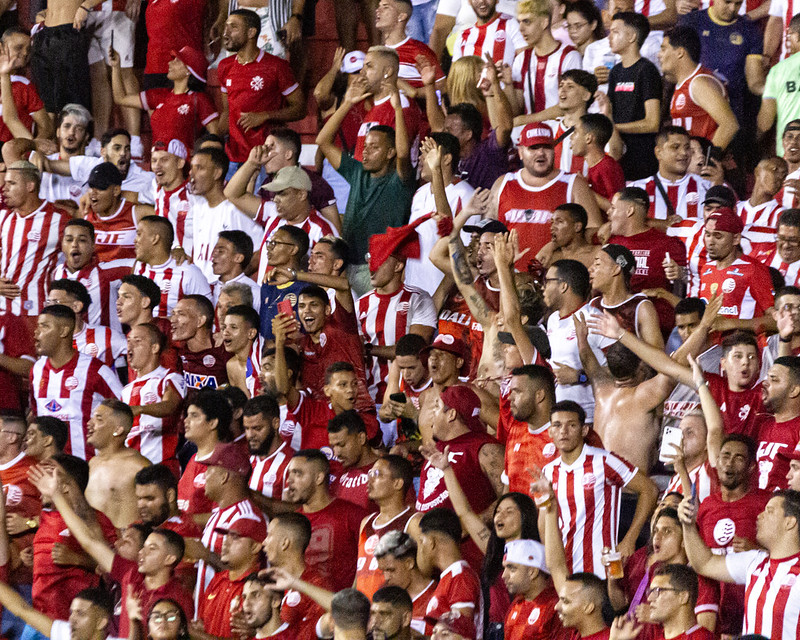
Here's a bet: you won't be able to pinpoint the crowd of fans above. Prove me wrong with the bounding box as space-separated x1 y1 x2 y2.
2 0 800 637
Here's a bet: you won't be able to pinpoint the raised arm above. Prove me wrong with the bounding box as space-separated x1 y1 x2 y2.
677 496 734 583
538 479 569 591
109 48 144 110
315 79 370 171
688 354 723 468
313 47 346 112
223 146 269 219
272 314 300 409
480 54 513 148
417 55 445 133
494 231 536 364
0 44 31 139
261 566 335 611
388 79 412 181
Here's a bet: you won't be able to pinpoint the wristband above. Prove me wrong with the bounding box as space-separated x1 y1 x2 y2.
780 335 793 343
577 371 588 385
77 5 89 11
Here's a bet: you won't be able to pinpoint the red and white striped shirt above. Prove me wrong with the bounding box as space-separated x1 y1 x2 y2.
726 549 800 640
635 0 666 17
453 14 525 68
29 352 123 459
547 119 587 175
154 181 195 254
122 366 185 467
73 324 127 369
132 257 211 318
779 169 800 208
51 258 133 327
388 37 445 89
757 250 800 286
737 199 783 228
196 499 267 611
512 43 582 115
0 202 68 316
357 285 437 401
543 444 637 577
249 442 292 500
254 203 339 284
768 0 796 61
629 173 711 221
663 459 717 504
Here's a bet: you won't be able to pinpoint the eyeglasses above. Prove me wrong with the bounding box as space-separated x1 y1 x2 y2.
647 587 679 598
566 21 589 31
777 235 800 246
267 239 295 249
149 612 181 624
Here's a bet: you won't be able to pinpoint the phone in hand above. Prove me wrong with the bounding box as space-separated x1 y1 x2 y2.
277 299 293 317
659 426 683 464
389 392 407 404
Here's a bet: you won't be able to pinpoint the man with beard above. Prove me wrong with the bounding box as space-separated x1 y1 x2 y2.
752 210 800 288
134 464 202 543
240 574 293 638
779 122 800 207
368 586 417 640
736 157 788 228
491 123 602 266
217 10 305 177
328 411 380 510
536 204 598 270
149 141 194 254
452 0 525 66
282 450 367 591
696 434 770 636
243 395 293 506
222 305 261 398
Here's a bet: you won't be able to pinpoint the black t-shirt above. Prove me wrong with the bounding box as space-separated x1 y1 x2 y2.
608 56 662 180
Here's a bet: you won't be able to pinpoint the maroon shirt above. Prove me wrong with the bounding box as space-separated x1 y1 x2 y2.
177 344 231 402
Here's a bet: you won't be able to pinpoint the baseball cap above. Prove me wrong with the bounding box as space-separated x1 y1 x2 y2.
7 160 39 175
263 165 313 193
151 139 188 162
88 162 123 190
787 444 800 462
341 50 366 74
171 46 208 83
703 185 737 208
420 334 470 375
706 207 744 235
504 539 548 572
497 325 552 360
519 123 554 147
427 611 475 639
440 385 483 432
214 515 267 542
601 243 636 276
198 442 252 477
462 218 508 235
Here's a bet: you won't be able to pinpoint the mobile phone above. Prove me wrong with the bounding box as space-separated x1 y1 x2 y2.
690 481 697 502
389 392 407 404
277 299 293 317
110 30 114 53
703 144 711 168
659 426 683 463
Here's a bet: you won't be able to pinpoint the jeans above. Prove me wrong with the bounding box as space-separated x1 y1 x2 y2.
405 0 438 43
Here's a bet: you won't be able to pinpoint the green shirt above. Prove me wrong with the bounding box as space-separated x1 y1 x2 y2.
337 153 414 265
763 52 800 156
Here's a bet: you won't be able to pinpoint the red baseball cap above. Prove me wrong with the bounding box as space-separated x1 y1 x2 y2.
426 611 476 639
706 207 744 235
198 442 252 477
214 515 267 542
171 46 208 83
519 123 554 147
440 385 484 432
420 334 470 375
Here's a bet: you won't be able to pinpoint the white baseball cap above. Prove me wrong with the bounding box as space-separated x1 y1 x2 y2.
504 539 548 573
341 50 366 74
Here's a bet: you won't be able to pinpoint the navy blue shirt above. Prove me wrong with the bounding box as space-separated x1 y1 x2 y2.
678 9 761 122
259 279 307 340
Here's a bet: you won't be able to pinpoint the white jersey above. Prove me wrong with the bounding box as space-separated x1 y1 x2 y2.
73 324 127 369
210 272 261 312
154 181 196 254
635 0 666 16
511 43 582 115
405 179 475 297
69 156 155 204
30 352 123 459
726 549 800 640
51 258 132 328
132 257 211 318
40 153 85 203
630 172 712 221
546 303 615 422
452 14 525 68
0 202 67 315
543 443 637 577
737 198 784 228
122 366 185 465
190 198 261 282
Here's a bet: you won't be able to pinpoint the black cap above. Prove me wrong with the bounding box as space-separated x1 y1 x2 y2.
462 218 508 235
703 185 737 208
602 244 636 276
87 162 123 190
497 325 552 360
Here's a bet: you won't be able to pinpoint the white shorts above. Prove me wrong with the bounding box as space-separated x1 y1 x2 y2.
87 10 135 68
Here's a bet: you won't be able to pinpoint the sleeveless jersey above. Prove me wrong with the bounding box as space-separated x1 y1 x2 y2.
670 65 727 141
497 170 576 268
438 288 484 380
84 199 138 262
589 293 650 337
356 507 416 599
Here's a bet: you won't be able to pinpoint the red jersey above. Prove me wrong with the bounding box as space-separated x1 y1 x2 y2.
388 37 444 89
652 625 715 640
504 586 562 640
177 344 231 401
356 507 416 599
425 560 482 638
512 44 582 114
608 229 688 335
411 580 437 635
177 453 216 516
249 442 292 500
0 75 44 142
587 154 626 202
280 567 330 638
0 202 69 316
630 173 710 221
0 314 35 411
670 65 727 141
144 0 205 74
33 508 116 619
0 452 40 583
154 180 194 254
753 414 800 491
706 373 762 438
497 170 578 268
199 567 259 637
333 463 377 512
303 498 368 592
699 255 775 319
353 93 424 163
438 287 485 379
589 293 650 338
52 257 133 328
503 418 558 496
141 89 218 156
543 444 637 576
217 51 299 162
417 431 499 515
84 199 138 262
29 352 123 459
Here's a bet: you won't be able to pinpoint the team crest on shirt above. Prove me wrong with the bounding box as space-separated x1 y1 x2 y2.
543 443 556 458
70 185 83 198
582 473 596 488
193 472 206 489
496 30 506 42
144 392 158 403
422 467 444 498
365 534 380 554
722 278 737 293
427 597 438 613
45 400 62 412
285 591 301 607
397 301 410 313
27 230 40 241
528 608 541 625
203 355 216 367
319 332 327 348
685 192 699 204
5 484 22 506
162 279 171 292
84 343 99 357
783 574 797 588
251 76 265 91
675 94 686 109
713 518 736 546
178 104 190 115
65 376 79 390
729 33 743 45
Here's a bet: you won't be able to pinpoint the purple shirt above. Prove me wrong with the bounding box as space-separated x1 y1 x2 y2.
459 130 509 191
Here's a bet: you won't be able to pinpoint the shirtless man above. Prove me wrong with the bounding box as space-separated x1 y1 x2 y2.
222 305 261 398
85 399 151 527
536 204 598 270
